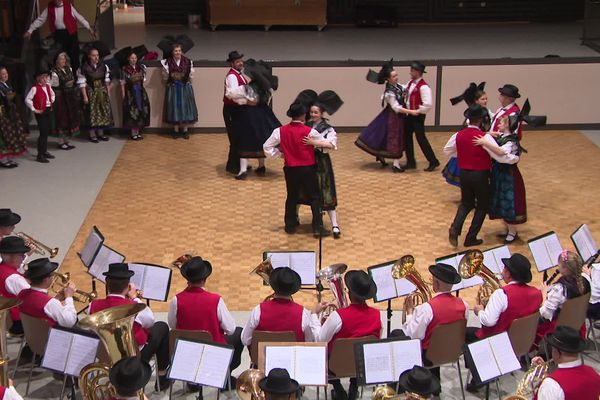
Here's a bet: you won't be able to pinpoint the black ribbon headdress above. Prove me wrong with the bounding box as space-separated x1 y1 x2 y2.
293 89 344 115
157 35 195 59
450 82 486 106
366 59 394 85
509 98 547 133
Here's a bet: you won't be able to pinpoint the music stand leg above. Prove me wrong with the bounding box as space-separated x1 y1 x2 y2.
495 379 501 400
386 299 393 336
59 374 67 400
485 382 490 400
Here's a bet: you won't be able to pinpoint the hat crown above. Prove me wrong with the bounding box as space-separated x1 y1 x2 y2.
270 267 301 295
345 270 376 299
0 236 29 253
550 325 586 352
181 256 212 282
406 366 432 391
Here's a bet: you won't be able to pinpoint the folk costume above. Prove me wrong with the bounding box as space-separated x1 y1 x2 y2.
0 77 27 167
25 70 55 163
223 50 247 174
50 52 81 149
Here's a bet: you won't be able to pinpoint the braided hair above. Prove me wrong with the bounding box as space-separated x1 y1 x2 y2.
558 250 587 295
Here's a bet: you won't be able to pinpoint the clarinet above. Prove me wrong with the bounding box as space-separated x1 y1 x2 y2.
545 269 560 285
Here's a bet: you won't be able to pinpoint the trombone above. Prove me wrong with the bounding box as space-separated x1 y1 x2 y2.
15 231 59 258
51 271 97 303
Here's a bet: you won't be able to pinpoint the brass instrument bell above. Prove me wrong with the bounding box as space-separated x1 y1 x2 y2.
458 249 501 306
236 369 266 400
15 231 59 258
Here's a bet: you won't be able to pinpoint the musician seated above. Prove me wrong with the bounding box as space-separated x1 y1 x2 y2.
319 270 381 400
0 379 23 400
582 262 600 320
108 356 152 400
532 326 600 400
258 368 300 400
89 263 171 391
17 258 77 328
241 267 321 346
0 236 31 334
0 209 20 239
398 366 441 400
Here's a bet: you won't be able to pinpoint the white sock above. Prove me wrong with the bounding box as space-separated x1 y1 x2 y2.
258 158 265 168
174 125 179 133
89 130 97 139
239 158 248 175
328 210 339 227
393 159 401 168
182 126 188 133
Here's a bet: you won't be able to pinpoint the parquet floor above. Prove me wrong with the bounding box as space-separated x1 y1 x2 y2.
59 130 600 312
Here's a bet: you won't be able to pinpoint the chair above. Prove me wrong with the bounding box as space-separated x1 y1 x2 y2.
424 319 467 400
507 311 540 363
249 330 296 367
587 316 599 352
543 293 591 360
325 335 376 400
168 329 213 400
15 313 51 396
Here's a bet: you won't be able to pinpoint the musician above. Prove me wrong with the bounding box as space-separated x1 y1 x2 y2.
108 357 151 400
582 262 600 319
319 270 381 400
0 379 24 400
258 368 300 400
398 366 441 400
223 50 248 174
0 209 20 238
89 263 171 392
17 258 77 328
241 267 321 346
0 236 31 334
532 326 600 400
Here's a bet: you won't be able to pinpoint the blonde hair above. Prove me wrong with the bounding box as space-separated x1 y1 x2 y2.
558 250 586 293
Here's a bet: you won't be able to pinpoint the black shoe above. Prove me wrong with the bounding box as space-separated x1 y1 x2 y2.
44 152 55 159
332 226 341 239
331 386 348 400
0 162 14 168
235 171 248 180
183 132 190 139
464 238 484 247
348 380 358 400
449 228 458 247
98 135 110 141
187 383 202 394
505 232 519 244
466 378 484 393
172 132 179 139
58 143 70 150
392 165 405 173
285 226 297 234
155 375 172 392
66 143 76 150
36 156 49 163
403 163 416 170
90 137 99 143
255 166 266 176
376 156 388 167
424 161 440 172
226 166 238 174
313 227 331 238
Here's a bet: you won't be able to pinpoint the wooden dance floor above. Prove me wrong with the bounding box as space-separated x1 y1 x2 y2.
60 130 600 311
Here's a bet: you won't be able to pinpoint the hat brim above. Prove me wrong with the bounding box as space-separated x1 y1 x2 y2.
497 88 521 98
0 244 31 254
428 265 461 285
501 258 532 283
270 269 302 296
546 334 586 354
227 53 244 62
103 271 135 279
345 271 377 300
0 212 21 226
23 262 59 280
398 371 440 396
181 261 212 282
109 359 152 392
258 376 300 394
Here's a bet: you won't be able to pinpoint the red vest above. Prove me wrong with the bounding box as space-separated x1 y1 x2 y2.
407 79 427 110
223 68 246 106
90 296 149 346
32 84 52 111
175 287 226 343
329 303 381 353
256 298 305 342
48 0 78 35
476 283 542 339
279 122 316 167
492 104 522 139
456 126 492 171
17 288 56 326
0 263 23 321
0 387 5 398
534 365 600 400
423 294 466 349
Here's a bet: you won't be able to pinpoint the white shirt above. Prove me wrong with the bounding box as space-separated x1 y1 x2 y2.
383 90 406 114
263 123 324 158
224 69 248 105
442 127 519 164
27 3 91 34
25 84 55 111
1 386 23 400
3 272 30 296
490 102 516 130
240 300 321 346
539 282 567 321
311 121 338 154
405 78 432 114
583 265 600 304
401 293 469 341
160 58 194 81
536 359 582 400
30 287 77 328
50 68 74 88
477 281 520 327
76 64 111 87
167 293 236 335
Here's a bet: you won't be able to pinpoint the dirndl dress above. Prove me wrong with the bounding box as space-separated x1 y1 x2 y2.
442 157 460 187
0 82 27 159
121 63 150 129
162 56 198 124
80 62 114 129
51 66 81 137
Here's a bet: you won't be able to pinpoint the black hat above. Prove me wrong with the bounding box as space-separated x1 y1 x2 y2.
344 270 376 300
34 68 50 79
294 89 344 116
103 263 135 279
366 58 394 85
0 209 21 227
157 35 194 58
501 253 532 283
399 366 441 396
286 102 307 119
258 368 300 395
23 257 59 280
269 267 301 296
463 103 485 120
227 50 244 62
498 84 521 99
109 356 152 393
450 82 486 106
0 236 31 254
546 325 587 354
410 61 426 73
428 263 461 285
181 256 213 282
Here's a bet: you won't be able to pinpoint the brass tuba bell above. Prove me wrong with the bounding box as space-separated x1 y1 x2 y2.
236 368 266 400
169 252 195 269
0 297 21 387
458 249 501 306
503 361 548 400
251 258 273 285
391 255 432 323
371 385 399 400
316 263 349 323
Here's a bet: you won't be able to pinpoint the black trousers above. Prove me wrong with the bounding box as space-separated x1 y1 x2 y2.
34 108 52 156
451 169 490 242
225 327 243 371
223 105 240 173
283 165 323 230
53 29 81 72
140 321 170 370
588 302 600 319
465 327 480 344
405 114 438 165
9 320 23 335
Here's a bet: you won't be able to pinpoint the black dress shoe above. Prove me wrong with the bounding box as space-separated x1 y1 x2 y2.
155 375 172 392
44 152 55 159
226 166 238 174
376 156 388 167
332 226 341 239
424 161 440 172
58 143 70 150
392 165 405 173
464 238 484 247
235 171 248 180
285 226 297 234
466 378 485 393
0 162 14 168
449 228 458 247
403 163 417 170
183 132 190 139
255 166 266 176
90 137 99 143
36 156 49 163
313 227 331 238
66 143 76 149
187 383 202 394
504 232 519 244
98 135 110 141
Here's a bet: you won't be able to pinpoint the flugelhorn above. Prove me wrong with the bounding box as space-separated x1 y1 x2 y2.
316 263 349 323
50 271 97 303
15 231 58 258
0 297 21 387
458 249 501 306
236 369 266 400
504 361 548 400
391 255 432 323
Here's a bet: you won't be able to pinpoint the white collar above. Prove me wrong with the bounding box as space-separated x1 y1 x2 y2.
557 359 582 368
107 294 126 299
31 287 49 294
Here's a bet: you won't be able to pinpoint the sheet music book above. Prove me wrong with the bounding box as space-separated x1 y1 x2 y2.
436 252 483 291
571 224 599 261
528 231 563 272
263 251 317 285
128 263 172 302
41 327 100 377
355 337 423 385
264 345 327 386
464 332 521 384
78 226 104 267
482 245 512 275
88 245 125 282
367 261 417 303
168 339 234 389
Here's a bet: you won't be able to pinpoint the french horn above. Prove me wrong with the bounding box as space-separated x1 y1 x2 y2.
169 252 195 269
458 249 501 306
391 255 432 323
504 361 548 400
236 368 266 400
372 385 398 400
316 263 349 323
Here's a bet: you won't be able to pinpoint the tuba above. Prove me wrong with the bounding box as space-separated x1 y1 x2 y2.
50 271 98 303
15 231 59 258
251 258 276 301
458 249 501 306
0 297 21 387
236 369 266 400
78 303 147 400
316 263 349 323
372 385 399 400
391 255 432 323
504 362 548 400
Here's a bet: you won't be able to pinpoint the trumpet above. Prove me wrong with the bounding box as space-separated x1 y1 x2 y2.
316 263 349 323
504 361 548 399
392 255 432 323
15 231 59 258
458 249 501 306
51 271 97 303
169 252 195 269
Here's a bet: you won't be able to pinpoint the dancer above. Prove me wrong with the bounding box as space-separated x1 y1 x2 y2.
50 52 80 150
25 69 55 163
355 59 418 173
223 50 247 174
491 84 522 137
116 46 150 140
0 66 27 168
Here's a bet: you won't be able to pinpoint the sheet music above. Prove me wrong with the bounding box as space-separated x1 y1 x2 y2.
468 339 500 382
139 265 171 301
370 265 397 302
127 263 146 291
438 253 482 291
79 228 103 267
483 246 511 275
196 344 233 388
64 335 100 376
391 339 423 379
265 346 295 377
528 238 552 272
545 234 564 267
169 340 205 383
42 328 72 372
572 224 598 260
88 245 125 282
363 342 394 383
268 253 290 269
289 252 316 285
488 333 520 375
294 346 327 385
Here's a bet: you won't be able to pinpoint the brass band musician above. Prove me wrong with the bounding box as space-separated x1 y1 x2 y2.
0 236 31 334
108 357 151 400
258 368 300 400
0 209 20 239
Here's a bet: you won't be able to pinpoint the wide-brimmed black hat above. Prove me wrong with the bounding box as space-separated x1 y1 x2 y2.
109 356 152 393
410 61 426 73
286 102 307 119
498 84 521 98
227 50 244 62
366 58 394 85
258 368 300 395
269 267 301 296
428 263 461 285
399 366 440 396
450 82 486 106
181 256 213 282
501 253 532 283
24 257 58 280
345 270 376 300
103 263 135 279
546 325 587 353
463 103 485 120
0 236 30 254
0 209 21 227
